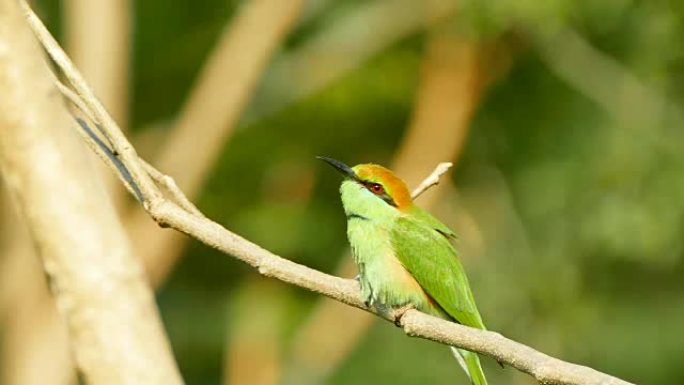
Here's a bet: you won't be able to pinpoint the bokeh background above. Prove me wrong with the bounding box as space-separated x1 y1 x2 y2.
2 0 684 384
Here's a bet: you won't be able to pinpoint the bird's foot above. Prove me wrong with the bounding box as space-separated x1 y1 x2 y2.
392 304 416 327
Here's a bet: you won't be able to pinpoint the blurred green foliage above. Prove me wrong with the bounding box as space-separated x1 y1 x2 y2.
38 0 684 384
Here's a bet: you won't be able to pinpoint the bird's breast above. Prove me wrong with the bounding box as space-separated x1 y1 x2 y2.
346 217 434 311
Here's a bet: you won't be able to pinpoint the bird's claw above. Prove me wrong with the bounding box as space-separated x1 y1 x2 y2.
392 304 416 327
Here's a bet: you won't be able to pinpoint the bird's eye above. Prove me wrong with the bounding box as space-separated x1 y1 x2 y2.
368 183 384 195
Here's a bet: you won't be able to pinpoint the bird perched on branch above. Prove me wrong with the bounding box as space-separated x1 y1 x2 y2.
318 156 488 385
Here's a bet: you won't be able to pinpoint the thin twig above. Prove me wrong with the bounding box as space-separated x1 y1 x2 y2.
410 162 453 199
21 3 635 385
55 79 99 124
20 0 161 207
75 118 143 202
63 0 130 127
55 79 142 201
58 77 199 214
53 51 204 230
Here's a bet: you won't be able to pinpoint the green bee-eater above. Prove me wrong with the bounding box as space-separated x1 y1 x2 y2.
319 156 488 385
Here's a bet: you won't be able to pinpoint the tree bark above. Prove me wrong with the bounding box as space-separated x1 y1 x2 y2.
0 1 183 384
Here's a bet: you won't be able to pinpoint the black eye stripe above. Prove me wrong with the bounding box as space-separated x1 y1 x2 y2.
381 194 397 207
358 180 397 207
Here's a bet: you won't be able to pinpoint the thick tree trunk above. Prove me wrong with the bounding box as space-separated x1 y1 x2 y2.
0 1 183 384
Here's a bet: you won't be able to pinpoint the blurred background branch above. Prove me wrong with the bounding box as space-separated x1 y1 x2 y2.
222 278 291 385
128 0 305 287
1 2 132 382
0 191 73 385
537 27 682 130
245 0 458 122
0 1 182 384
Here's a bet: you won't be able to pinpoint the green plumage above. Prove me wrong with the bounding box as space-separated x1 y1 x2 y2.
391 209 485 330
335 170 489 385
390 209 488 385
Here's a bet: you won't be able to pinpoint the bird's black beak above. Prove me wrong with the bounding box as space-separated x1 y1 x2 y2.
316 156 359 181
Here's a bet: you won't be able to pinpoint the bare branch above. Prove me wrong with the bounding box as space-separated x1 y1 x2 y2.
55 79 99 124
0 1 182 384
410 162 453 199
4 2 304 382
398 311 632 385
62 0 132 211
21 3 635 385
19 0 162 206
131 186 639 385
63 0 130 127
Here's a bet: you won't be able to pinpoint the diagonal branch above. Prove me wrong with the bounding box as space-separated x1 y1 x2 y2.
20 0 161 206
63 0 130 128
21 3 635 385
410 162 453 199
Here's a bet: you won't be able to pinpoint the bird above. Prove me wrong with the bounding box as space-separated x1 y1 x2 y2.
318 156 488 385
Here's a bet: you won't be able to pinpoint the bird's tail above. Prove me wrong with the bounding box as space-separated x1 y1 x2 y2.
450 347 487 385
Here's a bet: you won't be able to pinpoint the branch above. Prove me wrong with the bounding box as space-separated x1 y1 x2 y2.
21 3 635 385
20 0 162 207
0 106 76 385
1 1 182 384
62 0 132 209
4 2 304 382
63 0 130 127
0 191 73 385
410 162 453 199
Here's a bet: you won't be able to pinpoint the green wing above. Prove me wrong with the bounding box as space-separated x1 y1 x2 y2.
390 212 485 329
409 206 457 239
